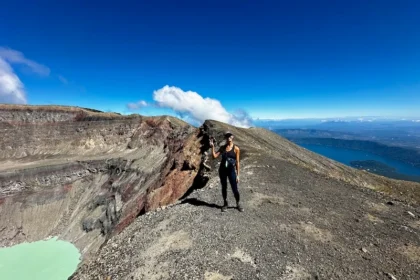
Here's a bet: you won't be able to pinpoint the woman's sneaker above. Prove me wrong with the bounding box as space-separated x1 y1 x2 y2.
221 203 228 212
237 203 244 212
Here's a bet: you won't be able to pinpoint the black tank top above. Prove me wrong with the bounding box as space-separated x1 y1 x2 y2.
220 145 236 170
224 144 236 159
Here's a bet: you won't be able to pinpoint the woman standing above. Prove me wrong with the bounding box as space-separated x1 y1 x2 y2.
210 131 243 212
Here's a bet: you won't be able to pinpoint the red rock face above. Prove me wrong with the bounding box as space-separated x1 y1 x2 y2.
146 170 196 210
114 194 146 234
114 122 204 233
145 133 201 210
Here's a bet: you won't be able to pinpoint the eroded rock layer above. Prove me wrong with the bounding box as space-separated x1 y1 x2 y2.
0 105 206 258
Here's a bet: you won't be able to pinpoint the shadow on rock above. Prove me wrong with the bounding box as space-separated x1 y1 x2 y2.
181 198 221 209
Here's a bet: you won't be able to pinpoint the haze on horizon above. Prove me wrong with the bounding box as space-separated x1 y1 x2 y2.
1 0 419 127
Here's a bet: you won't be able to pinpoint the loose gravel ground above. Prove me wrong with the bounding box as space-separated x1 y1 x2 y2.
72 155 420 280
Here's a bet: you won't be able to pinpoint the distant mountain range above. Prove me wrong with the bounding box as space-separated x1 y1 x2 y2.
254 117 420 151
253 117 420 129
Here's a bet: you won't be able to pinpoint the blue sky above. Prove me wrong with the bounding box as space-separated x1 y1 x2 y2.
1 0 419 125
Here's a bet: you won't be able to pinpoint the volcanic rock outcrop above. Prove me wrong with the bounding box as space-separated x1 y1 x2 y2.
0 105 207 258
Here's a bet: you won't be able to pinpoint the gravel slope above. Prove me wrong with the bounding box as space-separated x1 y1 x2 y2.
72 153 420 279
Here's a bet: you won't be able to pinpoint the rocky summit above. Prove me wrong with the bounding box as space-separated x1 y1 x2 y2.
1 105 419 280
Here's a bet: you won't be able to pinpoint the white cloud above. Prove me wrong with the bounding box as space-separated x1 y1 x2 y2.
0 47 50 76
127 100 148 110
58 75 68 84
0 58 26 104
0 47 51 104
153 85 252 128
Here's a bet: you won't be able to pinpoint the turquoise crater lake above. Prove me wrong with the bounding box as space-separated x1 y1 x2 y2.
0 237 81 280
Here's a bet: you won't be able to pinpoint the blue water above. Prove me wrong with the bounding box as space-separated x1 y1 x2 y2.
300 144 420 177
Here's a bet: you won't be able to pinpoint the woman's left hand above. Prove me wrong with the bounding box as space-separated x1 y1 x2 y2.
236 176 239 183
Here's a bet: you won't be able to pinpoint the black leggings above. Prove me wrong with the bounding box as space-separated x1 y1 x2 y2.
219 167 240 204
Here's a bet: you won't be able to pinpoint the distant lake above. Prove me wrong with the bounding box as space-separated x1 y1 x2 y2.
300 144 420 178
